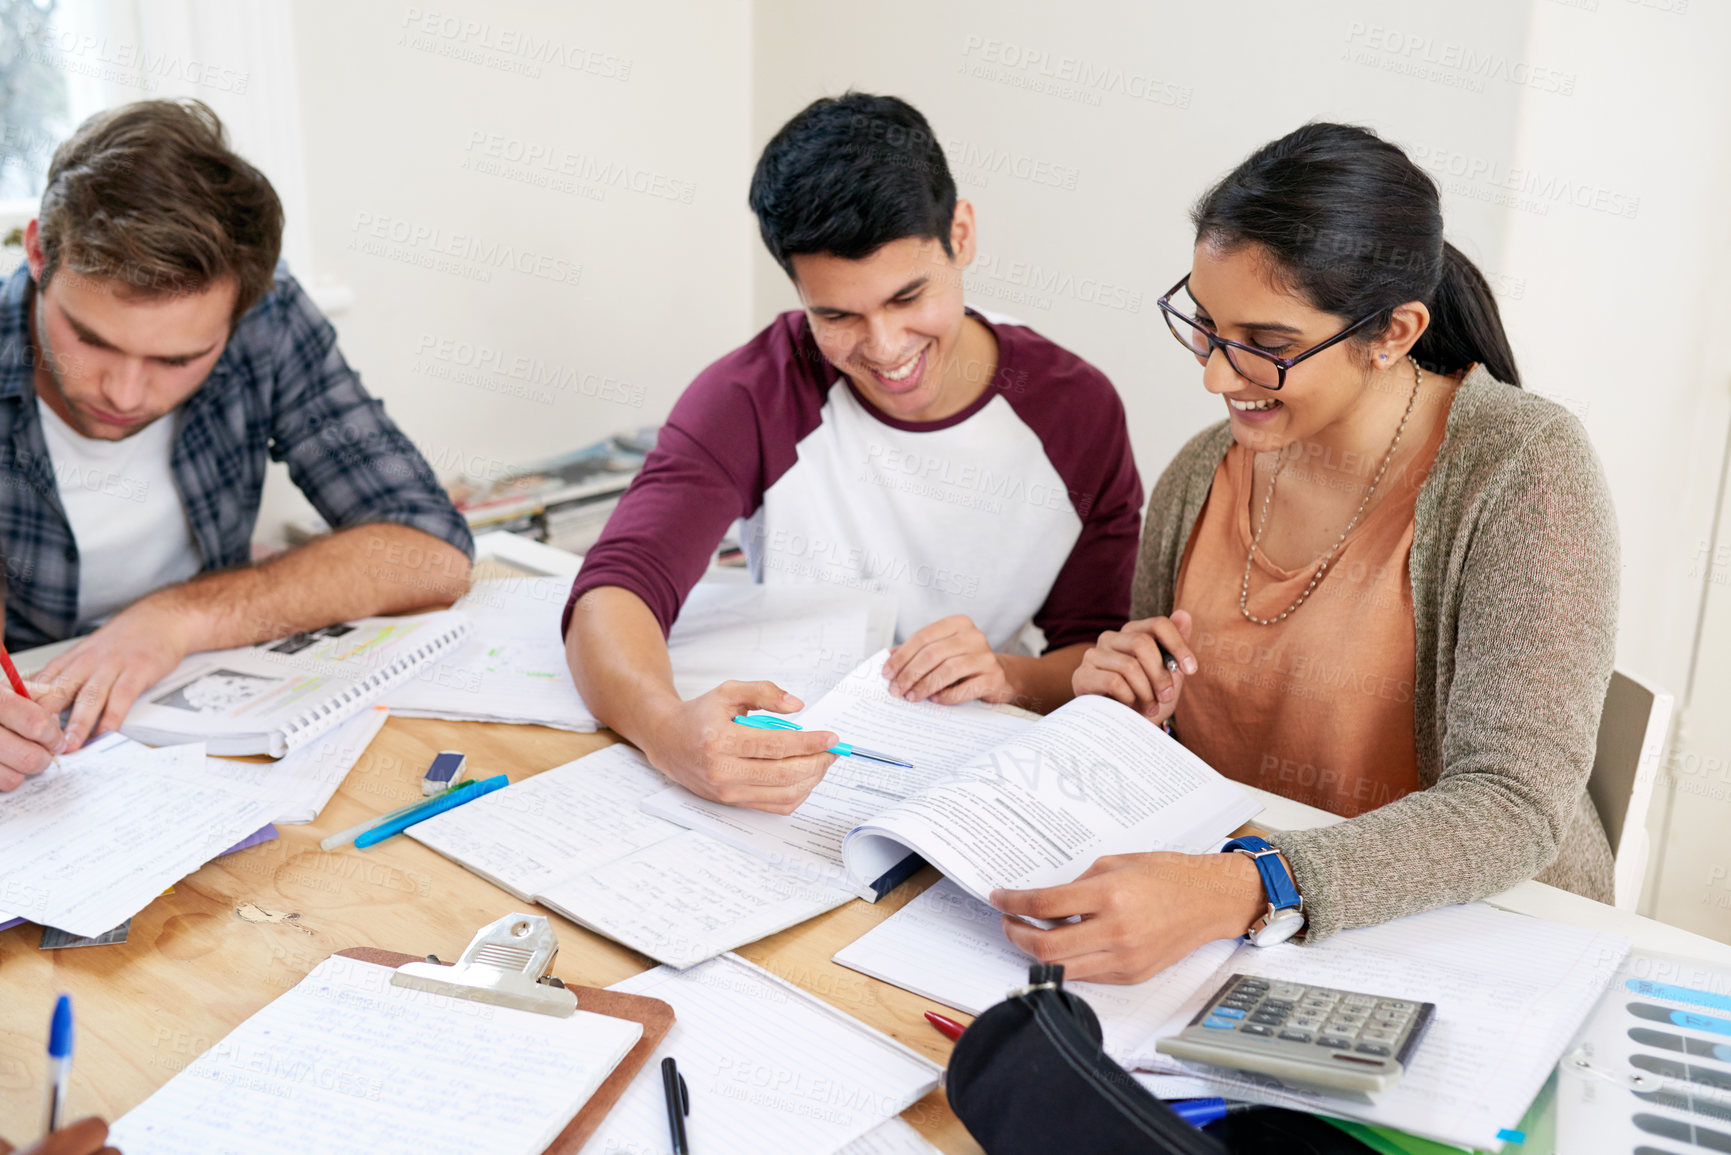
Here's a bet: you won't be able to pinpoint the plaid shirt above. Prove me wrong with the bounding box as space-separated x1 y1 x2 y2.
0 264 474 649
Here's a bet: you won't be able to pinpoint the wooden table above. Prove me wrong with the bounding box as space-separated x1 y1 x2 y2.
0 716 982 1152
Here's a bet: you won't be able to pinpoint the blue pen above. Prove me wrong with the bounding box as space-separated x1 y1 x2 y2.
354 775 509 848
732 715 914 769
1167 1097 1258 1128
45 994 71 1134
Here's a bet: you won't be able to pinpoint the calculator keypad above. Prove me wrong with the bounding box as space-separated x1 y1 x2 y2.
1205 976 1422 1060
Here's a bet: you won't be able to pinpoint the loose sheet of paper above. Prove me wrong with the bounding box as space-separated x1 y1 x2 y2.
0 735 280 936
1142 903 1629 1150
201 706 390 824
586 953 940 1155
109 954 642 1155
386 577 599 729
643 651 1033 885
834 877 1238 1069
842 693 1259 906
837 1117 944 1154
665 584 887 707
536 829 854 969
409 743 683 900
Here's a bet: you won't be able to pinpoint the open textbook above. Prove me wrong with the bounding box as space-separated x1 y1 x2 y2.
414 653 1256 967
838 878 1629 1151
386 580 892 730
645 651 1260 911
120 610 470 756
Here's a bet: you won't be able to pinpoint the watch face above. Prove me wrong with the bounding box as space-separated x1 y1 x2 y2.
1250 908 1304 947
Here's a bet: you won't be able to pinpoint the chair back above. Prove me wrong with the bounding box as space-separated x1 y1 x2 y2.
1589 669 1674 910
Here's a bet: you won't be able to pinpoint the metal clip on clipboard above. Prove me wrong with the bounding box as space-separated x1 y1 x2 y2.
391 913 578 1018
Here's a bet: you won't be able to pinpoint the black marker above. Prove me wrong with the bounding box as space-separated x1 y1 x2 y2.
662 1055 691 1154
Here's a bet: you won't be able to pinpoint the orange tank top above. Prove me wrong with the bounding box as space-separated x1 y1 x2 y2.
1171 397 1452 818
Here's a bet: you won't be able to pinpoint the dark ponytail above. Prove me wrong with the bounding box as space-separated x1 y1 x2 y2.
1191 123 1520 388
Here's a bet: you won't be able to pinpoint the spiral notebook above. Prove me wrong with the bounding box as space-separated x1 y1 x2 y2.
119 610 470 756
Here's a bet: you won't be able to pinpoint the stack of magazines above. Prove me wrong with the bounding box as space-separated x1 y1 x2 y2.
449 427 658 553
285 428 659 554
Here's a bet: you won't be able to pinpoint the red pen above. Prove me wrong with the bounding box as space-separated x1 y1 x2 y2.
0 644 28 699
925 1011 967 1041
0 642 61 767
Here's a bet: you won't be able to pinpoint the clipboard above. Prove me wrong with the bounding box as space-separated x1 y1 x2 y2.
339 913 674 1155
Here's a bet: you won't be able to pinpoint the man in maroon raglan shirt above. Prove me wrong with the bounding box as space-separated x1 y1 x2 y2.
564 94 1143 815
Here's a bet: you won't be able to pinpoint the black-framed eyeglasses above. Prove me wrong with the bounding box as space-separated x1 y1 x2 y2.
1156 274 1380 391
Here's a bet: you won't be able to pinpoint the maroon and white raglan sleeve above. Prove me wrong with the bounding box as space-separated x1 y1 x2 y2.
562 313 831 636
998 329 1144 651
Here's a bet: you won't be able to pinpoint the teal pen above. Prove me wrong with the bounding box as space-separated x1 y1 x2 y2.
319 785 471 852
354 775 508 848
732 715 914 769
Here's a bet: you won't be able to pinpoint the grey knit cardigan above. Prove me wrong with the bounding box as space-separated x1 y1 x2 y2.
1131 366 1617 941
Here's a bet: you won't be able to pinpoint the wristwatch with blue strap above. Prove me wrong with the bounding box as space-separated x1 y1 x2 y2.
1222 835 1305 946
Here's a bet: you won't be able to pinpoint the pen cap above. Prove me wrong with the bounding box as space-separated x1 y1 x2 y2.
49 995 73 1058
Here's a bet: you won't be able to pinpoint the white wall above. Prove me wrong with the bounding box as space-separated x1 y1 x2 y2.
1501 0 1731 704
749 0 1532 505
1496 1 1731 934
261 0 755 538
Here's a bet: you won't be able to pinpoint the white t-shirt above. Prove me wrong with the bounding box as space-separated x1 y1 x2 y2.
36 399 203 629
570 309 1144 654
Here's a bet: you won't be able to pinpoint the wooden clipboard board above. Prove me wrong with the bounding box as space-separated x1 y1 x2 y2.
338 946 674 1154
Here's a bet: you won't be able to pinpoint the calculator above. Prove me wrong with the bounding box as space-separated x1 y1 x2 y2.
1156 974 1435 1096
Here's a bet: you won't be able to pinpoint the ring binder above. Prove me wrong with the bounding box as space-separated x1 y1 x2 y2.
392 913 578 1017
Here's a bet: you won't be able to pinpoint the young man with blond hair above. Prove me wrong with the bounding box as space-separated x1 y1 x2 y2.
0 99 473 788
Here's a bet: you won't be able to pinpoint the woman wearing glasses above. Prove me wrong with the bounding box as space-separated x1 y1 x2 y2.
992 123 1617 982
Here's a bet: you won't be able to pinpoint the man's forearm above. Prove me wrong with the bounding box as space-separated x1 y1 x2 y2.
998 642 1088 714
139 523 471 652
565 586 685 749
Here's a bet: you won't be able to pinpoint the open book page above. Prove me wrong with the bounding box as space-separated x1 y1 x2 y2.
1144 903 1629 1150
409 743 683 901
121 611 470 754
0 735 281 936
201 706 390 824
842 694 1259 908
588 954 941 1154
535 829 854 969
642 651 1033 884
666 585 888 705
109 954 642 1155
387 577 598 730
834 877 1239 1068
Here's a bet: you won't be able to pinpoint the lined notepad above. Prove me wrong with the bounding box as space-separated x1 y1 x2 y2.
110 954 643 1154
409 745 853 968
585 953 941 1154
